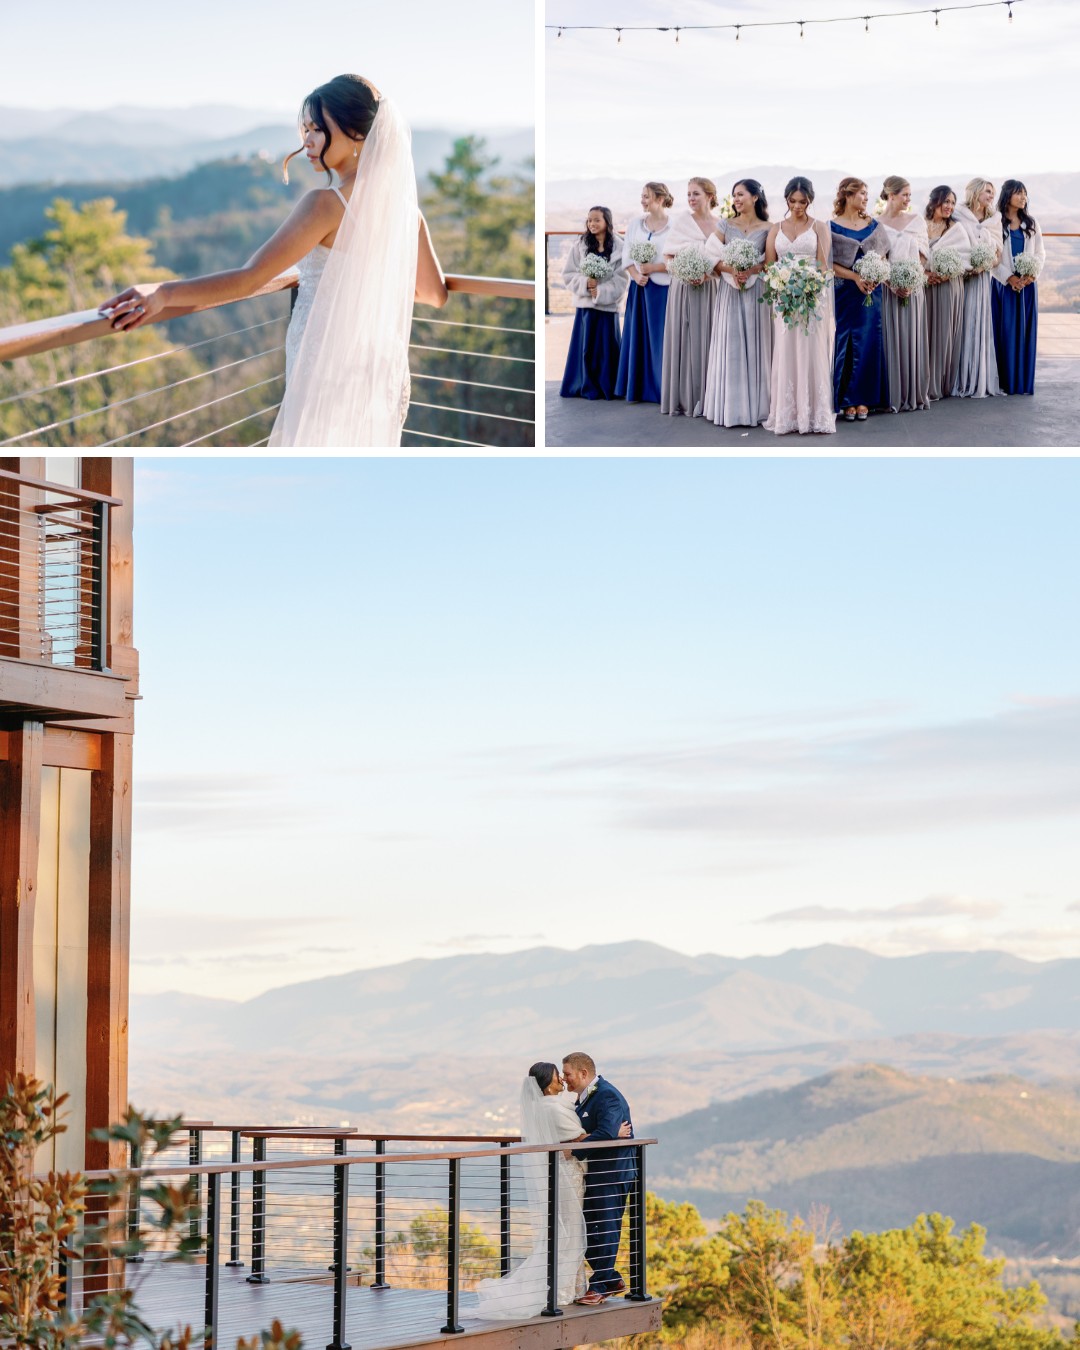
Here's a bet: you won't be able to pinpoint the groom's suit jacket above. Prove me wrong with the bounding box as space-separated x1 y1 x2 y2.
572 1076 638 1187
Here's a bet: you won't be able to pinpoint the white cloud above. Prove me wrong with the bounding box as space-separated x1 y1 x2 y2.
760 895 1003 924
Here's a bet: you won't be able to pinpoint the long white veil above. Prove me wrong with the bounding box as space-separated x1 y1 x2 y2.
268 96 419 448
473 1078 586 1320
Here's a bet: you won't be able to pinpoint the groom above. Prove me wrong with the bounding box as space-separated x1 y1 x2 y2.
562 1052 637 1305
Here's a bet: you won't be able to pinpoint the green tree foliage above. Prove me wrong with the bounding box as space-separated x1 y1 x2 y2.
604 1194 1078 1350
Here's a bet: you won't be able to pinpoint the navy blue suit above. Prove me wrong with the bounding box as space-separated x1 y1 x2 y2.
572 1077 637 1295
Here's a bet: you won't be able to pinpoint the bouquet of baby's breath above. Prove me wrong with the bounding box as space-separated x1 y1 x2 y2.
721 238 760 287
930 246 965 280
853 251 891 306
579 252 615 282
968 242 996 273
759 255 833 331
629 241 657 266
889 258 926 306
670 245 711 285
1013 251 1042 279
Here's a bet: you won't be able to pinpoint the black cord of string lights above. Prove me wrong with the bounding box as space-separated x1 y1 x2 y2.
548 0 1023 41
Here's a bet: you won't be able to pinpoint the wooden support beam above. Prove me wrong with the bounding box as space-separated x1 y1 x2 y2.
0 721 43 1082
85 731 132 1172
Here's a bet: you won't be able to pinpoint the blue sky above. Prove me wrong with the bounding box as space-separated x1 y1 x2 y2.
546 0 1078 182
6 0 532 129
130 456 1080 999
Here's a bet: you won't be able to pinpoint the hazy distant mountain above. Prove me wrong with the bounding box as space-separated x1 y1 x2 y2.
0 103 532 187
130 941 1080 1062
648 1063 1080 1254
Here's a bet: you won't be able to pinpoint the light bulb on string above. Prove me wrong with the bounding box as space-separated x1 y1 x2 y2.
557 25 563 38
864 15 870 33
674 26 680 43
934 9 940 27
1007 1 1013 19
799 20 805 38
734 24 741 40
616 26 622 42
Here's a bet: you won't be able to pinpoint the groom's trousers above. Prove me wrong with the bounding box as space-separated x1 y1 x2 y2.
583 1167 632 1294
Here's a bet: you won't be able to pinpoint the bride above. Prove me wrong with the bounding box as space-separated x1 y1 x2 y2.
99 74 449 448
473 1062 630 1320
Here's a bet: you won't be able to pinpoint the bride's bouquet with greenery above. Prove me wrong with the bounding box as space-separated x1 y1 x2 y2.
669 245 711 285
889 258 926 306
579 253 615 282
759 256 833 331
854 252 892 306
929 246 965 281
721 238 760 288
629 241 657 266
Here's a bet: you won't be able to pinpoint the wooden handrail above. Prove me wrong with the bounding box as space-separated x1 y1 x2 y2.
0 271 535 363
80 1135 658 1182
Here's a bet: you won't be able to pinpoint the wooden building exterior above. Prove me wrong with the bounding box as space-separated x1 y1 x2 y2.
0 455 136 1174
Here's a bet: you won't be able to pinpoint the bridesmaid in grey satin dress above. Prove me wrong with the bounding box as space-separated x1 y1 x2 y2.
702 179 773 428
660 177 721 417
878 175 930 413
952 177 1001 398
924 186 965 402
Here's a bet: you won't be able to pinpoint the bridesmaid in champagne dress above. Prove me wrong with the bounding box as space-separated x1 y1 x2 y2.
702 178 773 428
763 177 836 436
924 186 965 402
829 177 890 421
952 177 1001 398
615 182 673 403
660 177 720 417
990 180 1044 395
877 175 930 413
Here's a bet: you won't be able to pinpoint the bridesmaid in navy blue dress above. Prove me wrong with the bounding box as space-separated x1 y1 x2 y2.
615 182 673 403
990 180 1044 395
829 177 891 421
560 207 629 400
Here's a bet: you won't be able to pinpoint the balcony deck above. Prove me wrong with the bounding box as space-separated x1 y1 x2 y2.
131 1262 661 1350
545 312 1080 450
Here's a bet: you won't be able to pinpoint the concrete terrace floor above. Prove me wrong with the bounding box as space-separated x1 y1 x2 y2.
544 312 1080 450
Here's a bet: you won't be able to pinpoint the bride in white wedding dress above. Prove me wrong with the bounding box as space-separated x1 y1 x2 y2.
472 1062 629 1320
99 74 448 448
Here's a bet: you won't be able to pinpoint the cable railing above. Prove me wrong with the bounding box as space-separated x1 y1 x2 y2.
543 228 1080 316
60 1128 659 1350
0 467 118 670
0 270 536 449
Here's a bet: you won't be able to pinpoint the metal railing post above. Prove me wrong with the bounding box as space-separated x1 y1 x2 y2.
204 1171 221 1349
126 1140 144 1263
541 1148 563 1317
326 1156 352 1350
544 236 551 316
188 1127 202 1245
371 1138 389 1290
627 1143 650 1301
89 499 108 672
226 1130 243 1266
246 1135 268 1283
499 1141 511 1276
440 1157 464 1334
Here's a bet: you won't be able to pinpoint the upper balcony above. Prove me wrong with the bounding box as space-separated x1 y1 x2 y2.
0 270 535 449
0 465 129 723
70 1123 662 1350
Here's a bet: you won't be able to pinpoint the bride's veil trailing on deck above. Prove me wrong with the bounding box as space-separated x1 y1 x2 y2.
473 1077 585 1320
268 95 419 448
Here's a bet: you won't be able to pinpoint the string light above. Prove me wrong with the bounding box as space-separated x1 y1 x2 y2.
547 1 1023 43
674 26 681 42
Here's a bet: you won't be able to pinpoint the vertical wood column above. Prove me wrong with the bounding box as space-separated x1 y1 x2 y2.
0 721 44 1083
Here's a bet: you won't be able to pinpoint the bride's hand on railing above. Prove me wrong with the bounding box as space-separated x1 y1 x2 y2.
99 283 167 332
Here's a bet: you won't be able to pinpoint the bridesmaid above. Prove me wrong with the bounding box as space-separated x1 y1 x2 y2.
560 206 629 400
660 177 720 417
829 176 890 421
702 177 772 428
991 179 1044 395
877 175 930 413
615 181 673 403
952 177 1001 398
923 187 965 402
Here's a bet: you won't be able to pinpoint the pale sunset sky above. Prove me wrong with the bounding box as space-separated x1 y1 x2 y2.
130 457 1080 1001
546 0 1079 184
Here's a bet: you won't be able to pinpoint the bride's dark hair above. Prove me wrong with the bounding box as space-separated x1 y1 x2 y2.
283 73 382 184
528 1062 558 1092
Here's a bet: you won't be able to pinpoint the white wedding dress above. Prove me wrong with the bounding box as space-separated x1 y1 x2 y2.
472 1082 587 1319
764 225 836 435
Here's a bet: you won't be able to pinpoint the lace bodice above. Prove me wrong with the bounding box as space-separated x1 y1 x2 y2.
285 245 331 383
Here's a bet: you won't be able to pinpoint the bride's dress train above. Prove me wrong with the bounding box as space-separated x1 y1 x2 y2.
472 1082 587 1318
